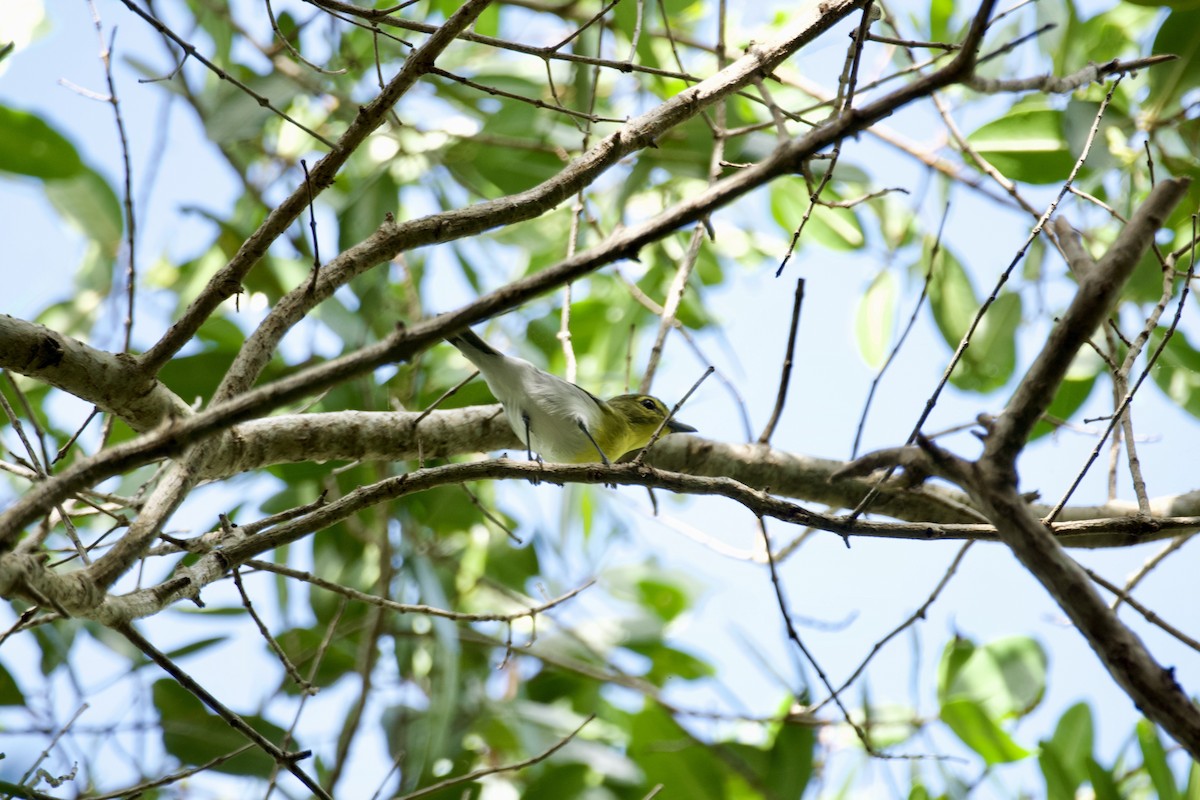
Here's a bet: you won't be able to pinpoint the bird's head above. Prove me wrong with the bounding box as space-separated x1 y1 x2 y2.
605 394 697 454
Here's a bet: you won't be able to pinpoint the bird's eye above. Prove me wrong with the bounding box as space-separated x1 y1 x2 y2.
641 398 657 411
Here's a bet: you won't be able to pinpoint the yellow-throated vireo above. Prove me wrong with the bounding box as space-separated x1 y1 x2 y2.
448 328 696 464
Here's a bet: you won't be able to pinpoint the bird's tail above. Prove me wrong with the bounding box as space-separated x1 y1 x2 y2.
447 327 500 359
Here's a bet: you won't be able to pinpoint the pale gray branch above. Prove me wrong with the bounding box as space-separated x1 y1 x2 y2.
0 316 190 433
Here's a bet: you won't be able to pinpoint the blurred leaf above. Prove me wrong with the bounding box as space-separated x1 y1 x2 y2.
1123 0 1200 8
960 290 1021 392
1186 759 1200 800
1123 247 1171 304
806 203 866 250
0 661 24 706
1148 8 1200 120
938 635 1046 719
853 704 920 749
154 679 287 778
1138 719 1181 800
276 627 358 692
941 698 1031 764
391 554 463 789
967 106 1074 184
522 763 591 798
874 192 919 251
157 317 248 403
204 69 299 146
1039 702 1095 800
32 619 80 676
44 165 123 269
1088 756 1123 800
1031 365 1099 440
1150 327 1200 417
771 176 865 251
628 642 714 685
926 239 976 349
937 636 976 700
766 720 815 799
629 704 723 798
928 0 954 42
925 241 1021 392
855 270 898 368
0 105 83 179
630 575 692 623
1043 4 1153 75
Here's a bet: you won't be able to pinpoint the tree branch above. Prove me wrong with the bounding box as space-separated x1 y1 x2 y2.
138 0 498 376
962 178 1200 756
0 316 190 433
984 178 1191 469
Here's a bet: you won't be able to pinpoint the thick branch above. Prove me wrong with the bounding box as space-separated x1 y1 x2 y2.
0 0 997 583
0 315 190 432
210 0 868 400
964 178 1200 756
969 477 1200 758
6 452 1199 624
139 0 497 375
203 407 516 477
985 178 1191 469
0 327 420 549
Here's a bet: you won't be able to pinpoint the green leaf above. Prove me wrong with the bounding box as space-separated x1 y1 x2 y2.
967 106 1074 184
276 627 358 692
635 577 690 623
1030 367 1099 440
938 635 1046 720
925 241 1022 392
44 165 123 257
855 271 898 368
1138 719 1181 800
940 698 1031 764
960 290 1021 393
926 240 977 348
937 636 977 703
204 70 300 146
1087 756 1123 800
770 177 865 251
158 313 301 406
630 704 724 798
1148 9 1200 121
929 0 954 42
629 642 715 685
1185 759 1200 800
0 661 25 706
523 763 591 799
1040 746 1076 800
852 704 920 749
1125 0 1200 7
164 636 230 661
806 203 866 250
153 679 288 778
766 721 814 799
1150 327 1200 417
31 618 80 676
1039 702 1095 800
0 105 84 179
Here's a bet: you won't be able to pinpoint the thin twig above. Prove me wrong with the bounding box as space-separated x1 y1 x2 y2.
758 278 805 444
397 715 595 799
116 622 330 800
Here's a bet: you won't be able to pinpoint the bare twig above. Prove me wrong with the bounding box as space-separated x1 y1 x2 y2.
396 715 595 799
758 278 805 444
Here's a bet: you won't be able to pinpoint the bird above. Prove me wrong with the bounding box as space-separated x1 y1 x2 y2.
446 327 696 465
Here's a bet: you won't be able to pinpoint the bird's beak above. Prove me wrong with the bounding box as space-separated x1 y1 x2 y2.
666 418 697 434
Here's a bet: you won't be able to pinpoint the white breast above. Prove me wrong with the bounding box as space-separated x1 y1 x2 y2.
475 353 604 462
